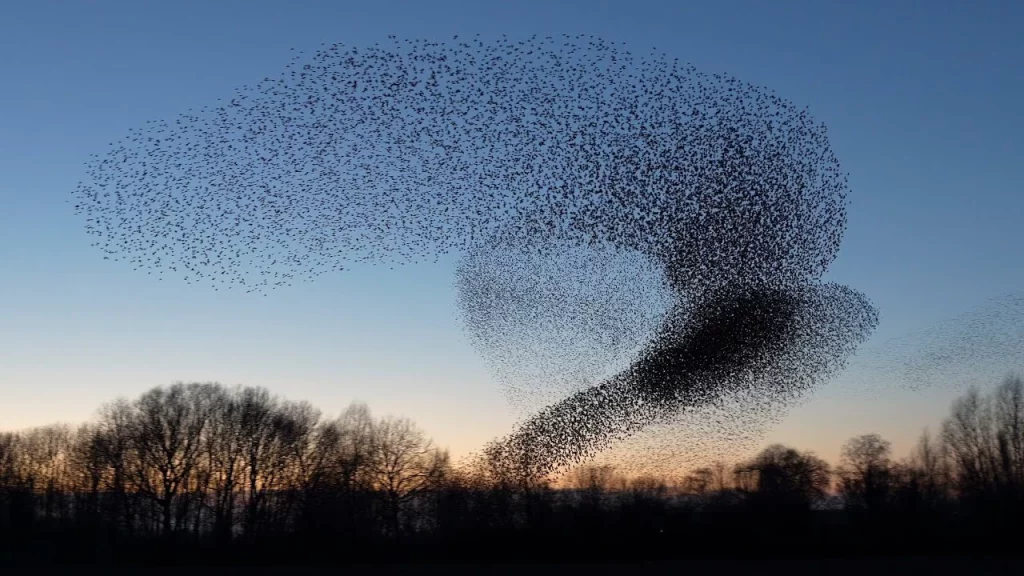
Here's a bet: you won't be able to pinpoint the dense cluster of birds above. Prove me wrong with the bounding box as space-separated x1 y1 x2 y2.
585 292 1024 478
74 35 879 479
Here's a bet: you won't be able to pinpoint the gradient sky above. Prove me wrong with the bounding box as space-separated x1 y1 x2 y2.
1 0 1022 467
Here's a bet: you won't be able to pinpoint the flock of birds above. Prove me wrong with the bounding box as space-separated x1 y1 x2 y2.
74 35 883 479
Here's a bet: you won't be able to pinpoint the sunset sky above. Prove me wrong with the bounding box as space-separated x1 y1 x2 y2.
1 0 1022 468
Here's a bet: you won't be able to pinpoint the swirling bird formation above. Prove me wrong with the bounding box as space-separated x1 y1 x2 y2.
74 35 878 478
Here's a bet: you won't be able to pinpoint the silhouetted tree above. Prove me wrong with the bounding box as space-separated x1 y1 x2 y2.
943 386 999 503
892 428 952 516
198 385 244 540
735 444 831 510
128 383 216 537
366 416 449 537
3 374 1024 565
838 433 893 512
992 375 1024 499
682 466 714 496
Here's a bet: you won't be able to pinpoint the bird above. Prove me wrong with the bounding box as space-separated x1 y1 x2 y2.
73 35 878 479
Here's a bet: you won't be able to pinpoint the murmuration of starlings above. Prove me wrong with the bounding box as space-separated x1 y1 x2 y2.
74 35 878 479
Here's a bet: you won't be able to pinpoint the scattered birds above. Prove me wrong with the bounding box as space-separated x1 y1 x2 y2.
74 35 879 479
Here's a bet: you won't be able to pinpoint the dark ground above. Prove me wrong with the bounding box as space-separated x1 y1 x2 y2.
26 558 1024 576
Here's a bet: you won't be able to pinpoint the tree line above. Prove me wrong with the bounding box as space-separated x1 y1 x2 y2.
1 375 1023 564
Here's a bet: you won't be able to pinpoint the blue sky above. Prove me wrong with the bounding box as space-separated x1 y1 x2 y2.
1 0 1022 465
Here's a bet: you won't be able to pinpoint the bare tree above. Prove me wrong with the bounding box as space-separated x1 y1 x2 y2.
94 398 136 533
268 400 321 531
128 382 216 536
334 402 374 492
366 416 449 536
0 383 464 552
67 423 106 523
681 461 733 497
629 474 668 500
735 444 831 509
943 386 998 500
0 432 18 488
235 386 282 537
564 464 623 492
709 461 733 493
838 433 893 511
17 424 74 521
903 427 952 505
993 374 1024 492
200 385 245 539
682 467 714 496
563 464 626 511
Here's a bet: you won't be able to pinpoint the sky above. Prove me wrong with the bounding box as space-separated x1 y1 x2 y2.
1 0 1022 468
